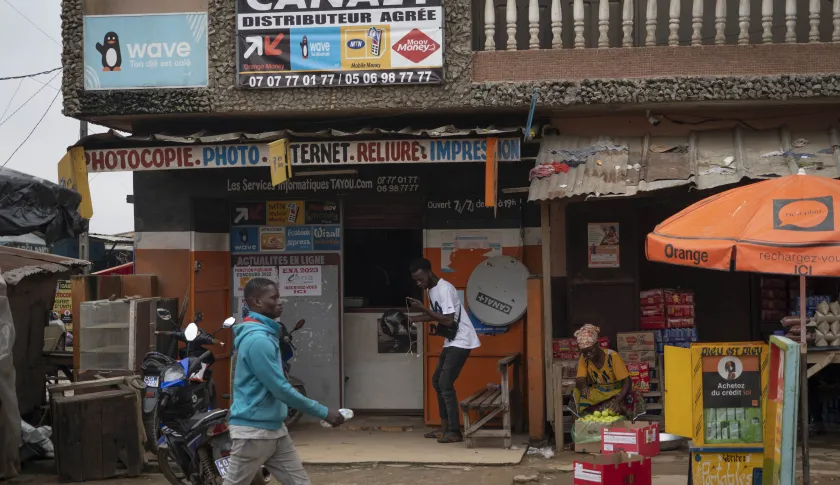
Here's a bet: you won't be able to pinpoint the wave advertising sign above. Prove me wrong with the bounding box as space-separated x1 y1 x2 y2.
235 0 444 88
84 13 208 90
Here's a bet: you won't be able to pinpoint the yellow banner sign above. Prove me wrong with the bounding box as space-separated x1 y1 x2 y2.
57 147 93 219
268 139 292 186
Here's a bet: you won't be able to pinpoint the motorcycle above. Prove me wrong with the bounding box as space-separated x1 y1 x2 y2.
229 317 308 426
141 309 225 451
156 322 269 485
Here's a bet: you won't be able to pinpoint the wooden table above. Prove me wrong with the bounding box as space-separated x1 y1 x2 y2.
806 346 840 379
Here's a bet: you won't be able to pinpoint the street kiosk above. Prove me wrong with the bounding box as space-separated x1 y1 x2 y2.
665 342 769 484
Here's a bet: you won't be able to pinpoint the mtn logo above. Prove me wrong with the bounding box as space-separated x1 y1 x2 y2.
393 29 439 64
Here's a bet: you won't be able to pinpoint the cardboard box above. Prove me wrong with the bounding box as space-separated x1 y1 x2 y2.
626 363 651 391
640 305 665 317
620 350 657 368
640 289 694 306
665 305 695 317
667 317 695 328
573 453 652 485
616 332 656 351
555 351 580 360
601 421 660 458
639 316 666 330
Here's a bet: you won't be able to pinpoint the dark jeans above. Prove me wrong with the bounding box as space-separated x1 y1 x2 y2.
432 346 471 433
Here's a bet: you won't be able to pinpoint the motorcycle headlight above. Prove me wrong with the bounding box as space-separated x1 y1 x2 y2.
162 363 187 383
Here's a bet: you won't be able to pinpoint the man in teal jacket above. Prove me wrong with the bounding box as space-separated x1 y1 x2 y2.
224 278 343 485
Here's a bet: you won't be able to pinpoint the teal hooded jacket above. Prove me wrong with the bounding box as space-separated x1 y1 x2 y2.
229 311 328 429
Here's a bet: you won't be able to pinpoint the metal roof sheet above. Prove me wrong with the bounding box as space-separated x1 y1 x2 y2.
0 247 88 285
528 126 840 201
77 125 524 149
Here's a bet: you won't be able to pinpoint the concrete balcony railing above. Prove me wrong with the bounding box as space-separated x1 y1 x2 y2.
474 0 840 50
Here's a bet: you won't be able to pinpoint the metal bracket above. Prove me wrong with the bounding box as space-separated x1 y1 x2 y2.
194 261 202 272
807 351 836 379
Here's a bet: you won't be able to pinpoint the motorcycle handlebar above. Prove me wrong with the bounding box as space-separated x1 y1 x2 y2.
188 350 214 376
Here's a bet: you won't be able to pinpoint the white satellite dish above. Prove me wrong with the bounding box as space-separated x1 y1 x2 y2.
466 256 529 327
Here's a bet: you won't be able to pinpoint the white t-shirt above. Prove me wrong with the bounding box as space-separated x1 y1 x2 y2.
428 279 481 350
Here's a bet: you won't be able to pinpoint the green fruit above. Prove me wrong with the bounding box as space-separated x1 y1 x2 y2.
594 411 602 418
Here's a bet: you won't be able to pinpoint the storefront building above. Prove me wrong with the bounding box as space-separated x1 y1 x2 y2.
62 0 840 435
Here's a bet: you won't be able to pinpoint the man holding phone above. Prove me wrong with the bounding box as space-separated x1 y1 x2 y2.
407 258 481 443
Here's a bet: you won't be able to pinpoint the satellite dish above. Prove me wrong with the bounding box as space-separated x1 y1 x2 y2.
466 256 529 327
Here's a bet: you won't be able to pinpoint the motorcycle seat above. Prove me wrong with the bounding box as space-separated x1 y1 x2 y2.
180 409 229 432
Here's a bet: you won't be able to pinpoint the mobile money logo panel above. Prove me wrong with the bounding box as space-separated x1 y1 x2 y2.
289 27 341 71
341 26 391 69
772 196 834 232
392 28 440 64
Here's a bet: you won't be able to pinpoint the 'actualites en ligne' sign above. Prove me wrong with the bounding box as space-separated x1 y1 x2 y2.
235 0 443 88
83 138 520 172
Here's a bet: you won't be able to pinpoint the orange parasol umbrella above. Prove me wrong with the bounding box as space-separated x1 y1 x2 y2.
647 171 840 276
645 170 838 485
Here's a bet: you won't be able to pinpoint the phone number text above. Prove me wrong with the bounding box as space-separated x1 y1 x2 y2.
239 70 442 88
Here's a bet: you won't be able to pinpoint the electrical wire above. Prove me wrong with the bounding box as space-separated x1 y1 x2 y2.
0 67 62 81
0 80 23 121
2 88 61 168
1 0 61 46
0 70 61 128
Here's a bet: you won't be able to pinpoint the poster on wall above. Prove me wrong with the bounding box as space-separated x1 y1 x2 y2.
440 231 502 273
279 265 323 296
235 0 443 88
587 223 620 268
701 354 763 444
268 200 304 225
83 13 208 90
53 280 73 331
233 266 279 296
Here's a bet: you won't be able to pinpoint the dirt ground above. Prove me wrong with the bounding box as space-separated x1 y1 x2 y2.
11 448 840 485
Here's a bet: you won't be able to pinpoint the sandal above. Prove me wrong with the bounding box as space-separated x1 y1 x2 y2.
424 428 444 439
437 432 463 443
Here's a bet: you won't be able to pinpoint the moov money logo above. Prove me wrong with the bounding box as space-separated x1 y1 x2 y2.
772 196 834 231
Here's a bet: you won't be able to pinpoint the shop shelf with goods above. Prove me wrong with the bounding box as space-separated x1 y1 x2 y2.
78 297 159 376
638 289 695 331
552 336 610 439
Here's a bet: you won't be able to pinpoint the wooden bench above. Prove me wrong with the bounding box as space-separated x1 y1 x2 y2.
459 353 522 449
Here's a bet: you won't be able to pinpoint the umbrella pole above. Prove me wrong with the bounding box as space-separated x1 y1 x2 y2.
800 275 810 485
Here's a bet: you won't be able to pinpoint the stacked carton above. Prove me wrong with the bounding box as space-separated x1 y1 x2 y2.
639 289 696 330
616 331 656 370
553 337 610 360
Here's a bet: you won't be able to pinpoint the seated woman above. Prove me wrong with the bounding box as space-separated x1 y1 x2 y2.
572 324 646 420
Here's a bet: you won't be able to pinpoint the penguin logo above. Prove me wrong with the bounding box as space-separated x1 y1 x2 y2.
95 32 122 72
300 36 309 60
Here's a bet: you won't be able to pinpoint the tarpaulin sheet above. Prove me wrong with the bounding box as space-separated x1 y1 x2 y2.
0 168 88 244
0 272 20 479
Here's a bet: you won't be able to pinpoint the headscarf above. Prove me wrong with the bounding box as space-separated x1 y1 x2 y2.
575 324 600 349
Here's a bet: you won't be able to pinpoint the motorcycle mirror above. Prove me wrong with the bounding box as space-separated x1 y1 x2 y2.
184 323 199 342
293 319 305 331
157 308 172 321
222 317 236 329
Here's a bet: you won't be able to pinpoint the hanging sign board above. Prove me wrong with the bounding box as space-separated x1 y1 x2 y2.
83 138 520 172
269 138 292 186
235 0 444 88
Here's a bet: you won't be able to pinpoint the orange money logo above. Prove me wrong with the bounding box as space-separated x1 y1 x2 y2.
773 196 834 231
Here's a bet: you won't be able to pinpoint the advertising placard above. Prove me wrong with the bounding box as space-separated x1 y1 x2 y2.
84 138 520 172
235 0 443 88
588 223 620 268
53 280 73 331
83 13 208 90
233 266 279 296
267 201 304 225
279 265 323 296
700 353 763 444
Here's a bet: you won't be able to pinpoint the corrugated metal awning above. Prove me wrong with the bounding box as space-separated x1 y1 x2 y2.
528 126 840 201
0 247 88 285
77 125 524 149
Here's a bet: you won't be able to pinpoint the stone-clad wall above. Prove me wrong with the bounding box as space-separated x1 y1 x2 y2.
61 0 840 120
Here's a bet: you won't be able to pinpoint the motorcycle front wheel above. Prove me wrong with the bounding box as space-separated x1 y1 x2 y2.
157 447 190 485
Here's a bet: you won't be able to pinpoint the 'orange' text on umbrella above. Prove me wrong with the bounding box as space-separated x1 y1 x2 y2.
646 172 840 277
